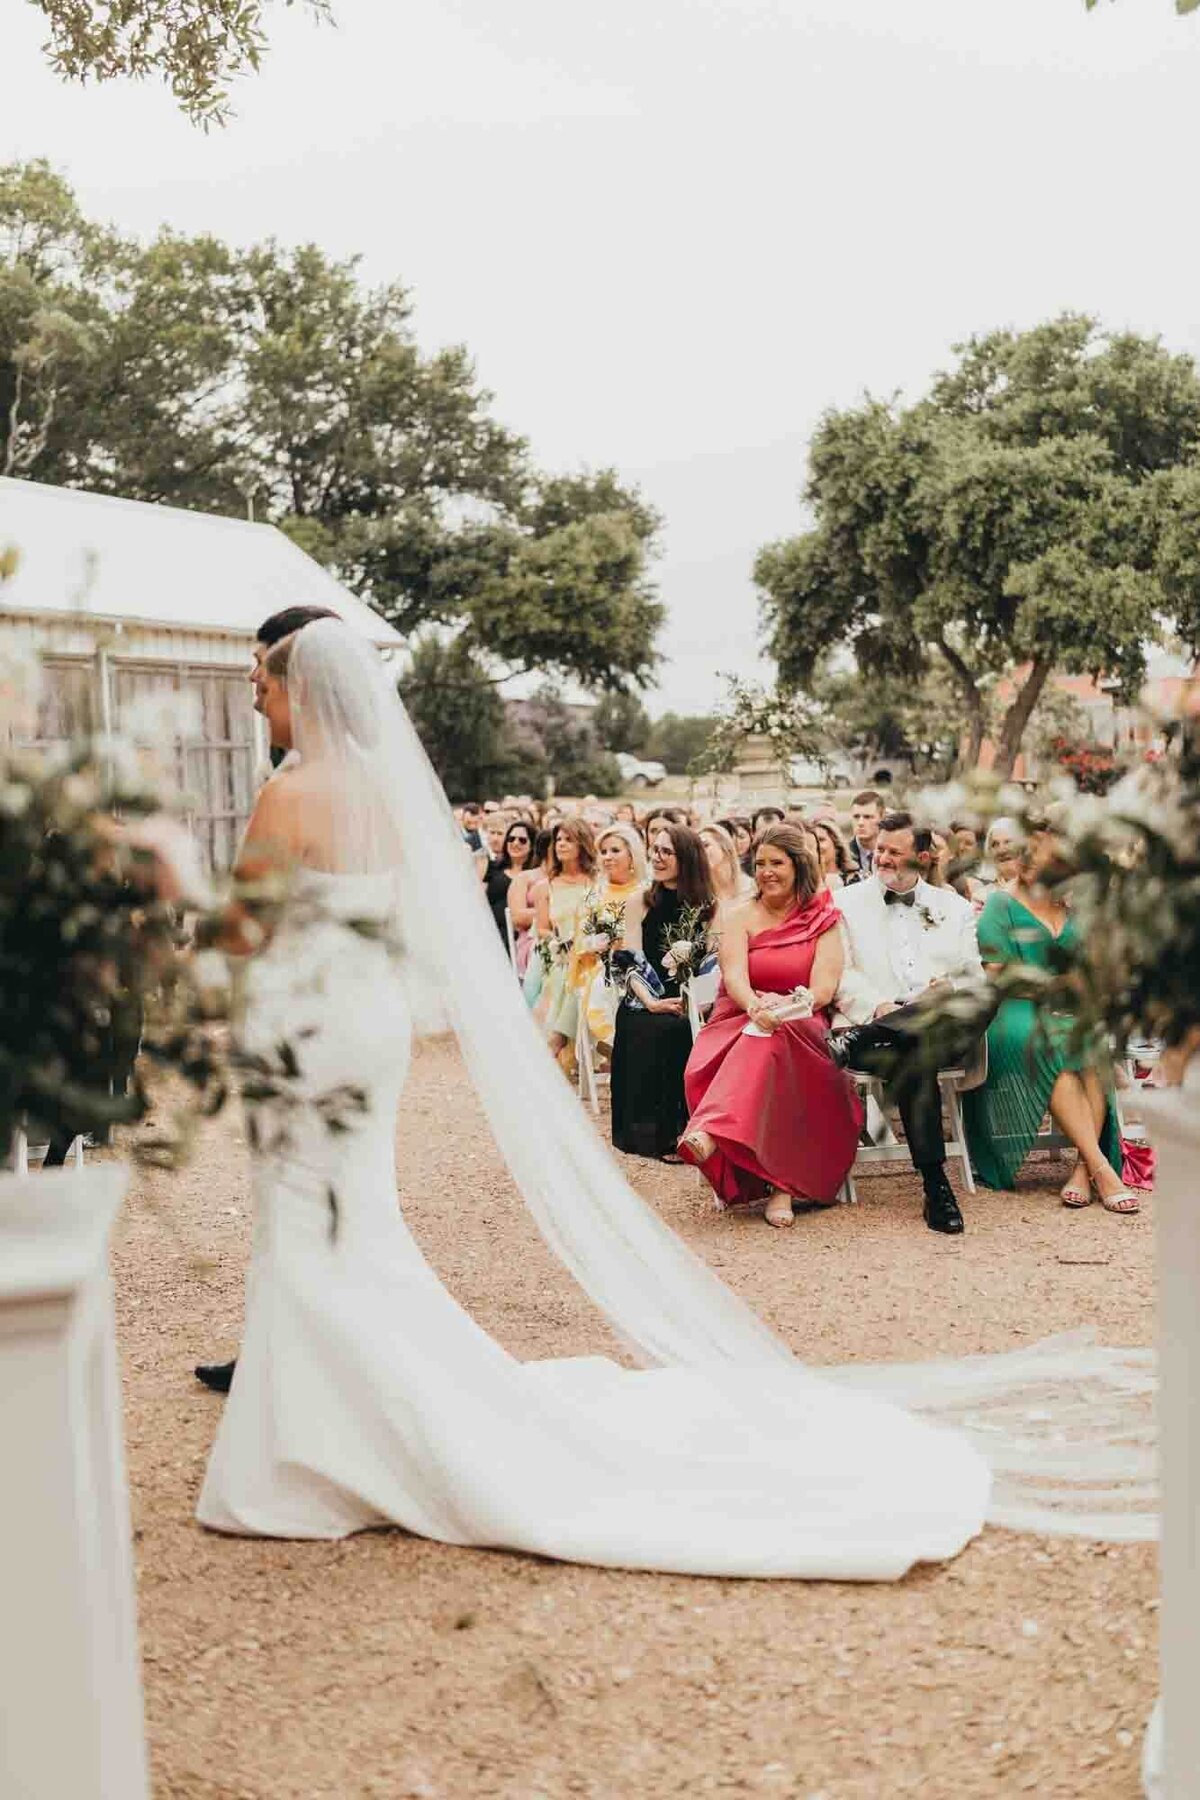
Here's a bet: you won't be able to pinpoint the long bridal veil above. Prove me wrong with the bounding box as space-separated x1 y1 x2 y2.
289 621 1156 1543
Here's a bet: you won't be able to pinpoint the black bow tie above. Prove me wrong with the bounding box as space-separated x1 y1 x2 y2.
884 888 916 908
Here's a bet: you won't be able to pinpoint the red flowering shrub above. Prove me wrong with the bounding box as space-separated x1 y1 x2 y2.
1050 736 1119 794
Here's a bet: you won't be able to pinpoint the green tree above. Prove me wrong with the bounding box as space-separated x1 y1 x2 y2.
398 637 530 802
758 316 1200 777
32 0 330 127
510 687 620 796
594 689 652 755
1086 0 1199 12
2 162 665 696
646 712 715 773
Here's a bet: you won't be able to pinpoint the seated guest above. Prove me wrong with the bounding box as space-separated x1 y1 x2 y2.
477 812 513 940
642 805 689 843
946 821 989 906
982 816 1022 888
572 824 647 1051
831 812 983 1235
963 825 1134 1211
699 822 755 919
490 818 534 955
614 801 640 826
610 823 714 1160
460 801 484 852
514 827 554 992
751 804 785 836
533 819 596 1071
718 815 754 875
848 790 885 875
680 827 863 1228
808 818 855 890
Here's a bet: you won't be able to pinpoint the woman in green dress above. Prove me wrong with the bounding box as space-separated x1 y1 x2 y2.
963 828 1137 1213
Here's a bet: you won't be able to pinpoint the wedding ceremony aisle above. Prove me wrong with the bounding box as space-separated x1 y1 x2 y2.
115 1035 1156 1800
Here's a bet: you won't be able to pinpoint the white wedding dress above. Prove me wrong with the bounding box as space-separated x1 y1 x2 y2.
197 622 1155 1576
198 867 990 1576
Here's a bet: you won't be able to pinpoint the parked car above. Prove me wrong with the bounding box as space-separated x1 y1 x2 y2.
615 751 668 790
788 753 856 789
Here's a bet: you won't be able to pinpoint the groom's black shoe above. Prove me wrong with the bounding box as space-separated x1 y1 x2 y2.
921 1167 964 1236
194 1359 237 1393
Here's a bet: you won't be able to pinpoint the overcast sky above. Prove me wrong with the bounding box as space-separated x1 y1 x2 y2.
4 0 1200 713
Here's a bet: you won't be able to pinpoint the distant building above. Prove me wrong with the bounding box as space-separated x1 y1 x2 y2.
981 655 1192 779
0 477 402 866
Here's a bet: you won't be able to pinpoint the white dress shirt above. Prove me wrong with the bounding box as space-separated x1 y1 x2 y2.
833 876 982 1025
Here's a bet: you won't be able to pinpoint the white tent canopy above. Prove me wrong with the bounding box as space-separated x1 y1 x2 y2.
0 477 404 647
0 478 405 867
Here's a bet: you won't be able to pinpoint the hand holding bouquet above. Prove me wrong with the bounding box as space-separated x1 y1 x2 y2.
660 903 713 992
577 896 628 981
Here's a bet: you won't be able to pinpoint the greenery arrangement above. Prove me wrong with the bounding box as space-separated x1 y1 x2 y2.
910 693 1200 1079
0 713 190 1158
695 677 825 779
0 595 384 1183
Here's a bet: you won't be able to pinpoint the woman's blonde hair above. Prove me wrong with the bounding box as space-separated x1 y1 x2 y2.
700 822 744 895
596 823 647 883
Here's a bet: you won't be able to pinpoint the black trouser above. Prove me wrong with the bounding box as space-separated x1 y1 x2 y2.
840 1002 984 1170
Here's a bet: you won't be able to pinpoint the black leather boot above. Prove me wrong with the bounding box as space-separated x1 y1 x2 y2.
194 1359 237 1393
921 1166 964 1235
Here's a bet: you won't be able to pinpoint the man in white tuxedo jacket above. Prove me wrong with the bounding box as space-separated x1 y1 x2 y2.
833 810 983 1235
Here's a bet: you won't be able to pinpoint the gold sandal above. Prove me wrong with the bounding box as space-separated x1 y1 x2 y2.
764 1193 795 1230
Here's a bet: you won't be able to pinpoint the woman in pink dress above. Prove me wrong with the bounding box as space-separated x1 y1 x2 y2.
679 825 863 1228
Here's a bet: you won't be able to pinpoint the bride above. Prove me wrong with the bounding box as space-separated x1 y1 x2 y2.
183 620 1152 1575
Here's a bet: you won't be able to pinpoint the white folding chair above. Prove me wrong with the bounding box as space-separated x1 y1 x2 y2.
686 964 720 1041
837 1049 983 1205
504 907 519 970
7 1126 84 1173
576 1003 614 1119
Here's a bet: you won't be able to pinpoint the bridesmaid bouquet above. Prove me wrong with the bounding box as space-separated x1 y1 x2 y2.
660 903 714 993
577 897 628 982
536 929 570 977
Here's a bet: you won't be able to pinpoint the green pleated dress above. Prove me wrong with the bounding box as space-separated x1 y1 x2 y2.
963 891 1121 1191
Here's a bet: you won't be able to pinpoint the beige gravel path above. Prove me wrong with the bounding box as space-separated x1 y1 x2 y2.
114 1036 1156 1799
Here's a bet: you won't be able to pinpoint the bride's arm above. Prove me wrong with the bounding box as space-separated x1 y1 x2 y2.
216 778 311 953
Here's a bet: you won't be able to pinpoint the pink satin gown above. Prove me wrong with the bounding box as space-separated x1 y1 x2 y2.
683 895 863 1207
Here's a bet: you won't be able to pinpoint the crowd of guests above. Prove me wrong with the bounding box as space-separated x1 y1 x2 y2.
455 787 1144 1237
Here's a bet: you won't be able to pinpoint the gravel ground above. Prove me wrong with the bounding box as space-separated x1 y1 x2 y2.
113 1036 1157 1799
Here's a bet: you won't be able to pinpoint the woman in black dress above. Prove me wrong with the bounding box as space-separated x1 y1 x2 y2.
481 817 534 950
611 822 715 1160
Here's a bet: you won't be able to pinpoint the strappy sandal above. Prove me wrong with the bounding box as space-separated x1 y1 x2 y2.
764 1193 795 1230
1099 1187 1141 1216
677 1131 716 1168
1060 1178 1094 1208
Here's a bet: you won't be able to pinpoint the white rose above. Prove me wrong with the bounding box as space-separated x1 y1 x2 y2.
192 949 231 996
667 939 694 964
0 782 31 818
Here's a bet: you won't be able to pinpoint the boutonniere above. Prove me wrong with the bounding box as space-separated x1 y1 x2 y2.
915 901 939 932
